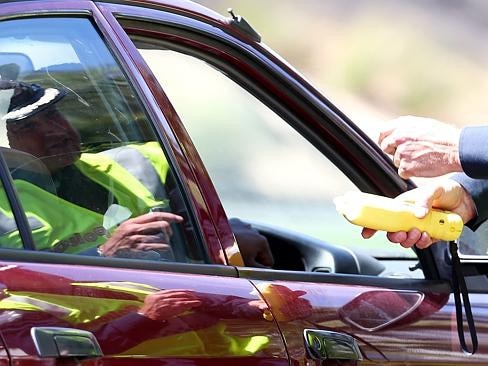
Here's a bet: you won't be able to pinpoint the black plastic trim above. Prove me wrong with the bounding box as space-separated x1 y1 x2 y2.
238 266 451 292
0 249 238 277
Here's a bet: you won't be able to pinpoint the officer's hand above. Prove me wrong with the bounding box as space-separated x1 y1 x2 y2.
379 116 462 179
229 218 274 268
99 212 183 257
362 179 476 249
138 290 202 322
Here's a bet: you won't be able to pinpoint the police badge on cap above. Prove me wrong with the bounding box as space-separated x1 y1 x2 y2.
0 80 66 123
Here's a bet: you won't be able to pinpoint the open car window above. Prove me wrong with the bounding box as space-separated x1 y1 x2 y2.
132 39 421 278
0 17 205 264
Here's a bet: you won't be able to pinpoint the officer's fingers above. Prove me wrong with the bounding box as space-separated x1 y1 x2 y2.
392 143 407 167
415 232 435 249
399 229 422 248
361 227 377 239
164 300 202 313
386 231 408 244
135 212 183 224
152 291 200 302
379 134 400 155
138 220 174 235
395 156 414 180
396 187 441 218
153 212 183 223
378 120 404 149
378 126 394 146
381 119 415 153
127 234 171 247
397 164 413 180
137 242 171 251
393 146 417 180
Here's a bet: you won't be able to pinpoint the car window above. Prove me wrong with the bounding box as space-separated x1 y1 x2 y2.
0 17 205 264
135 46 416 261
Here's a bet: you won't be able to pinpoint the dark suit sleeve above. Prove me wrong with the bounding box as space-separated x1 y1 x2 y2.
459 126 488 179
453 126 488 227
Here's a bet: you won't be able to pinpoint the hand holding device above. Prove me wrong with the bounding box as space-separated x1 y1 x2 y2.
334 191 463 241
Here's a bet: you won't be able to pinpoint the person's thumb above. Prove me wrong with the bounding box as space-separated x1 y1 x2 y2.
396 188 437 219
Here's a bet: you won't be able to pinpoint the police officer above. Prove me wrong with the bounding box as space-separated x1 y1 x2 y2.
0 80 183 257
0 80 274 267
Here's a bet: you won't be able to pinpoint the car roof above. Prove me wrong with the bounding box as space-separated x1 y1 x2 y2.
1 0 224 19
2 0 258 41
107 0 225 20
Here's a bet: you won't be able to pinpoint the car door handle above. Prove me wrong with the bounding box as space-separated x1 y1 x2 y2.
31 327 103 358
304 329 362 361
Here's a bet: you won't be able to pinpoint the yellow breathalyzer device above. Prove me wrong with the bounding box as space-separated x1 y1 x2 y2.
334 191 463 241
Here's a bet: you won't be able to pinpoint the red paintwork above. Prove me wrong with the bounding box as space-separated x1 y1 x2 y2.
0 262 288 364
252 279 488 364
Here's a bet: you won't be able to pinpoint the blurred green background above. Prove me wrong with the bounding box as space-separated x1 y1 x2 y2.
196 0 488 129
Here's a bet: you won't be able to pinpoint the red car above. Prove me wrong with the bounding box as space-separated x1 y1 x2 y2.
0 0 486 364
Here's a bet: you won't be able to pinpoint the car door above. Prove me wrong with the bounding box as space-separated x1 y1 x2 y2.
96 1 488 364
0 1 287 365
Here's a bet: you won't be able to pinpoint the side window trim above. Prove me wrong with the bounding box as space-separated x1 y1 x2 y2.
0 153 34 250
0 247 239 275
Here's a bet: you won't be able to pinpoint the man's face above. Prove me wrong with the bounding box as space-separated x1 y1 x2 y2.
7 106 81 172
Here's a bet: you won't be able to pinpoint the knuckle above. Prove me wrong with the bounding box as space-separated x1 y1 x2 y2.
129 234 142 243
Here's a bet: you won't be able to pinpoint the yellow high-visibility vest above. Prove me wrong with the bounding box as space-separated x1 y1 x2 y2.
0 142 169 253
